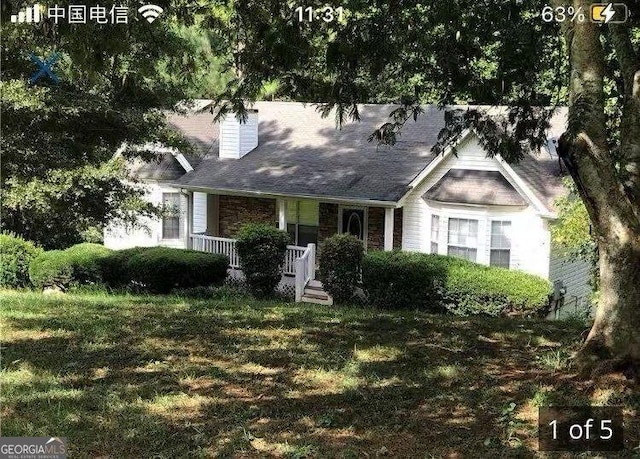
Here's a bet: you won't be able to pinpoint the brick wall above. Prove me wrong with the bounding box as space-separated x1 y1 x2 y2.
394 207 403 250
367 207 385 250
318 203 338 244
218 195 276 238
366 206 403 251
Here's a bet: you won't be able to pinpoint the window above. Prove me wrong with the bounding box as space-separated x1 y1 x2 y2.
287 200 319 246
490 221 511 268
162 193 181 239
430 214 439 254
447 218 478 262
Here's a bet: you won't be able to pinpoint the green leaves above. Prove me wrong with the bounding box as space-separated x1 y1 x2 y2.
551 177 593 255
1 0 230 248
236 223 291 298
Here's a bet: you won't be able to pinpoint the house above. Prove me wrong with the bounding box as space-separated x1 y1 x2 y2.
104 101 592 311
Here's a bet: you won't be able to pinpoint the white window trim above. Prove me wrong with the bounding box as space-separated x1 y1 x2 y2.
161 192 182 240
430 214 440 254
446 217 480 262
489 220 512 268
427 204 516 267
338 205 368 249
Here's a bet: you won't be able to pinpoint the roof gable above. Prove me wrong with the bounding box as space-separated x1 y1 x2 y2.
125 150 200 181
401 131 566 216
166 102 567 207
422 169 527 206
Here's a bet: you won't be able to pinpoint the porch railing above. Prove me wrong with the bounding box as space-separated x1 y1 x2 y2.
190 234 309 277
295 243 315 302
191 234 240 268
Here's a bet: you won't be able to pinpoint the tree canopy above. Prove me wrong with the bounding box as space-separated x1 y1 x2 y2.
215 1 566 155
0 0 230 248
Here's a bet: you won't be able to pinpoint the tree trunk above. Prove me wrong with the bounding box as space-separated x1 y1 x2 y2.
582 228 640 366
557 0 640 375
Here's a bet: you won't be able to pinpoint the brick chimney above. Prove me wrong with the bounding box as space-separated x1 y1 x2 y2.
219 109 258 159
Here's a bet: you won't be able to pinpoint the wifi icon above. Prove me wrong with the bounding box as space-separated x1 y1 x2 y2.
138 4 163 23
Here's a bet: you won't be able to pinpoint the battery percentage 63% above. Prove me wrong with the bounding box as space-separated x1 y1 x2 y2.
541 5 586 22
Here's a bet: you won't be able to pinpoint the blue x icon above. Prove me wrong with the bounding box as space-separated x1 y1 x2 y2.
29 53 60 85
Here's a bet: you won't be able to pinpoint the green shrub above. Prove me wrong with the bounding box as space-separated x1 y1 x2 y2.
362 251 551 316
100 247 144 288
318 233 364 303
362 251 448 311
0 232 42 288
29 243 113 290
236 223 290 297
442 261 551 317
102 246 228 294
29 250 72 289
63 243 113 284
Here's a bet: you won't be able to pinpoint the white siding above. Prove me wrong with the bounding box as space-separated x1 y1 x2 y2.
219 119 240 159
192 192 208 233
219 111 259 159
403 136 500 252
549 253 593 313
401 135 552 278
103 182 187 250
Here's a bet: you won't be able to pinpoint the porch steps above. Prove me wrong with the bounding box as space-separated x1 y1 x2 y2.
301 280 333 306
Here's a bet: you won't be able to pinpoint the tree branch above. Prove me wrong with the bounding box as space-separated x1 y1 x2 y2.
608 23 640 97
608 23 640 207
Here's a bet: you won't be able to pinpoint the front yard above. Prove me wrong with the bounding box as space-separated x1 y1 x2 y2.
0 290 638 457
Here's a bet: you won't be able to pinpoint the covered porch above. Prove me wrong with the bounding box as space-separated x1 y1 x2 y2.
182 191 403 251
180 191 403 302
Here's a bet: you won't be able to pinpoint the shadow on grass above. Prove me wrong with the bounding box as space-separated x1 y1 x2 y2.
1 291 637 458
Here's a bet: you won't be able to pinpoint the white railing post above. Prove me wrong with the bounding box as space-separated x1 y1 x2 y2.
295 258 304 302
308 243 316 280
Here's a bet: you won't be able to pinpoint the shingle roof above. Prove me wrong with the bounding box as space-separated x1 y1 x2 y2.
510 154 566 212
423 169 527 206
167 112 219 157
168 101 567 209
127 152 201 181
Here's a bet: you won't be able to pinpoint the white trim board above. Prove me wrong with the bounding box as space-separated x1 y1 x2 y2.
174 185 397 208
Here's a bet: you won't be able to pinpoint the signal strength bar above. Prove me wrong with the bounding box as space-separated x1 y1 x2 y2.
11 4 42 23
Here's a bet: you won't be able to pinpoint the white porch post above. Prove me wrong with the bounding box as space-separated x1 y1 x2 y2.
278 199 287 231
384 207 395 251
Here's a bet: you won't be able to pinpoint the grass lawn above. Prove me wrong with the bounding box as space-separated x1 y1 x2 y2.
1 289 638 458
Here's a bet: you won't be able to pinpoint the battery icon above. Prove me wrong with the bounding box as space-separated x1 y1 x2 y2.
590 3 628 23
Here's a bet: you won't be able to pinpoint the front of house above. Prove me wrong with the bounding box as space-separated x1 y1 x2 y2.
104 101 591 310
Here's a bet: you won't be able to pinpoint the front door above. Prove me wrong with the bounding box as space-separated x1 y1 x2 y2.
342 208 365 241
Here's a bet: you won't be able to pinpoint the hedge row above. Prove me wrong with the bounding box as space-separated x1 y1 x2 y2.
29 243 113 289
361 251 448 312
102 246 228 293
361 251 551 316
24 243 228 293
